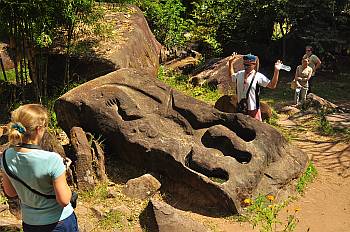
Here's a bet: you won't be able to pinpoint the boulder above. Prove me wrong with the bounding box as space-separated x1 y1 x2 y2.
215 95 273 120
163 50 202 74
105 6 162 78
55 68 308 215
141 199 208 232
40 131 66 157
123 174 161 200
304 93 338 112
70 127 107 190
190 55 246 94
46 5 162 86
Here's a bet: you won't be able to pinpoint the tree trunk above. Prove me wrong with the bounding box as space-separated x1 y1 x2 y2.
279 21 286 62
0 57 7 81
64 24 74 87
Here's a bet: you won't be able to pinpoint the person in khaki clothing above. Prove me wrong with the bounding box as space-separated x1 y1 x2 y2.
302 45 321 93
293 57 313 106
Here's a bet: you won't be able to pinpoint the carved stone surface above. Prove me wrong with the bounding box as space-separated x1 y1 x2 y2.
55 68 308 215
105 6 162 78
70 127 97 190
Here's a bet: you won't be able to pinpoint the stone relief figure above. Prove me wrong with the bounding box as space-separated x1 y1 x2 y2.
55 68 308 215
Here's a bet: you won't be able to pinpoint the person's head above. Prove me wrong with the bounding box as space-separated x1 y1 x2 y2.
243 54 259 72
305 45 313 54
302 57 309 66
8 104 48 145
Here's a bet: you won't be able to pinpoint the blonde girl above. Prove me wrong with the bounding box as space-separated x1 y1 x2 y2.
1 104 78 232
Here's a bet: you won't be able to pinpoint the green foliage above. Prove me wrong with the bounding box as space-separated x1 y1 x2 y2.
99 210 125 230
157 66 222 104
0 69 17 82
264 107 279 126
296 162 318 194
317 111 334 135
36 32 53 48
190 0 232 55
79 182 109 201
0 193 8 205
240 195 299 232
137 0 192 49
0 0 95 100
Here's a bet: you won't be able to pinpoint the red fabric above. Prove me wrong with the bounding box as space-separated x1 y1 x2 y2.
248 109 262 121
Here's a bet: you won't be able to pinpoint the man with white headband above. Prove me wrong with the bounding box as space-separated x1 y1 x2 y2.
228 54 282 121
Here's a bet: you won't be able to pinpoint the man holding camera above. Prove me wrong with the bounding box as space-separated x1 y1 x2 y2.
228 54 281 121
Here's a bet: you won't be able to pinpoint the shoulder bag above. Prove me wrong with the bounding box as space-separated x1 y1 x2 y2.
236 72 257 114
2 145 78 208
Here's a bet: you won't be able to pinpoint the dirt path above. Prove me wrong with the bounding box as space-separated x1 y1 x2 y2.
215 112 350 232
278 113 350 232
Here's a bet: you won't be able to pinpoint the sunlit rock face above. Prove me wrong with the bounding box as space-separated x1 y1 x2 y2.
55 68 308 215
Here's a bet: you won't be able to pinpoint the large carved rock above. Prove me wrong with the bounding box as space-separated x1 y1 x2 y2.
55 68 308 215
46 5 162 87
105 6 162 77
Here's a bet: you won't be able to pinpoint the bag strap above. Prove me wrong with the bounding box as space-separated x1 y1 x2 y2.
245 71 257 99
17 143 42 150
2 149 56 199
236 71 257 98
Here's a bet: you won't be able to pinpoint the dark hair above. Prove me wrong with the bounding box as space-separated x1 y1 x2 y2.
305 45 313 51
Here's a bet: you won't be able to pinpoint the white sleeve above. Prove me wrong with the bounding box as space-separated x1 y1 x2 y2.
257 73 270 87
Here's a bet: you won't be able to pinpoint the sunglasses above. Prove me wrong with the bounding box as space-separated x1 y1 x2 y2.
306 49 311 52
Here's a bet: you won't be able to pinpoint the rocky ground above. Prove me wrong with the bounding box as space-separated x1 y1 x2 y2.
1 105 349 232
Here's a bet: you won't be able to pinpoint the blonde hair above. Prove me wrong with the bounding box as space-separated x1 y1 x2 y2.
8 104 48 145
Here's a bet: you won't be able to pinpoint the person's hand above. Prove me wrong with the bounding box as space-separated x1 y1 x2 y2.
274 60 282 70
228 55 239 63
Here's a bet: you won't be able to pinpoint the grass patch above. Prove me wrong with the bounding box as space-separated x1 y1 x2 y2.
99 210 125 231
157 66 222 105
0 193 8 204
238 195 299 232
317 112 334 135
264 108 279 126
296 162 318 194
79 182 109 202
0 68 17 82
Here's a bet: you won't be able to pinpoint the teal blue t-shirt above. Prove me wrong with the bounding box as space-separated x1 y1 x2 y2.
1 148 74 225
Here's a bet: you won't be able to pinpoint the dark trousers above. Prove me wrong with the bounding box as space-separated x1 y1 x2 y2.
308 76 315 93
23 212 78 232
